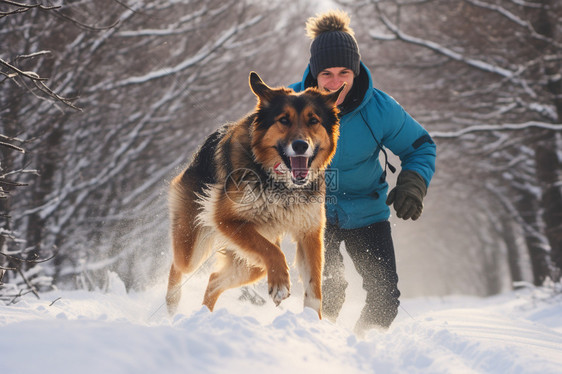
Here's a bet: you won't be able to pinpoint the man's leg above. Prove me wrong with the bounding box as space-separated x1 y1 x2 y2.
343 221 400 331
322 223 347 322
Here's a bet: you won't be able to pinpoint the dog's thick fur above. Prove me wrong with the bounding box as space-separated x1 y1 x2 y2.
166 72 343 318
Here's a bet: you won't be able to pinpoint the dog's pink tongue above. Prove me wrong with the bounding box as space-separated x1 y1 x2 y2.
290 157 309 180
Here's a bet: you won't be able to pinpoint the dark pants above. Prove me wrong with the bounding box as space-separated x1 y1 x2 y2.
322 221 400 330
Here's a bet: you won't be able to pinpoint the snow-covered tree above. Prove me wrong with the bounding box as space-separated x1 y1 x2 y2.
346 0 562 287
1 0 312 292
0 0 82 302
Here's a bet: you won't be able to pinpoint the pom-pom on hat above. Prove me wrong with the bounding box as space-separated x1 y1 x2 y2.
306 10 361 78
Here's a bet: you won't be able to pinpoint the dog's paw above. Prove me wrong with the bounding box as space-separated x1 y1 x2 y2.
269 283 290 306
268 267 290 306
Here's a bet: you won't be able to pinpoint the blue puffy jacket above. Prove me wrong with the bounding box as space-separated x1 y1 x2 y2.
289 62 436 229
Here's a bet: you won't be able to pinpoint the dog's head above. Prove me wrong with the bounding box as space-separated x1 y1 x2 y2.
248 72 343 187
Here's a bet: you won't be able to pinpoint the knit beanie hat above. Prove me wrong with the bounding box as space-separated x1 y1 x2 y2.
306 10 361 78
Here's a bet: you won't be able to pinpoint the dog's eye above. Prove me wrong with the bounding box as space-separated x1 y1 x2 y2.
278 117 290 126
309 117 319 125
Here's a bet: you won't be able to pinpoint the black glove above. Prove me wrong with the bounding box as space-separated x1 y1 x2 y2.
386 170 427 221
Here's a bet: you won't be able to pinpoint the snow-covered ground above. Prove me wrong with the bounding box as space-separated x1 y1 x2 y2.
1 271 561 374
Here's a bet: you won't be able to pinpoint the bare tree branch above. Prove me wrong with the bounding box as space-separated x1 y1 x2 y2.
462 0 562 48
1 52 82 111
0 250 56 264
0 141 25 153
0 0 60 18
15 267 39 299
51 9 121 31
370 2 538 97
431 121 562 138
0 1 127 110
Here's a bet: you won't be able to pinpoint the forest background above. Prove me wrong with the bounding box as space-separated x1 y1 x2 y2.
1 0 561 303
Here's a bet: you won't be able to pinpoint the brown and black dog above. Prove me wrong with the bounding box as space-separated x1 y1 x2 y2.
166 72 343 318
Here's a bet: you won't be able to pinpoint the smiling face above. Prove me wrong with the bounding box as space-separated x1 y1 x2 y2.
316 67 355 106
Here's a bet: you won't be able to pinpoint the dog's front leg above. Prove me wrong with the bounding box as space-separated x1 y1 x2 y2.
295 227 324 319
217 220 291 306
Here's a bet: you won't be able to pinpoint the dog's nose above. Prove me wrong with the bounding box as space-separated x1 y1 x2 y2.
292 140 309 155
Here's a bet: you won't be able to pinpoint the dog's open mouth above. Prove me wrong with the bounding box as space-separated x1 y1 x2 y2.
275 146 315 185
289 156 309 183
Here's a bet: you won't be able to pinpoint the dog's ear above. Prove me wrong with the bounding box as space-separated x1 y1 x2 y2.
322 83 346 107
249 72 276 105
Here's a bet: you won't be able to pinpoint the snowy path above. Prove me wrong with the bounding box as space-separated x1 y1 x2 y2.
1 276 561 374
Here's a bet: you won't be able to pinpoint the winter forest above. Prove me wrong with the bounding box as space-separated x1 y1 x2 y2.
1 0 561 306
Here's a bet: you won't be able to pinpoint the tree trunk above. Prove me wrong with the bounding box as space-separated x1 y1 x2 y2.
501 218 524 285
515 191 552 285
25 121 64 267
0 92 23 282
535 142 562 281
531 0 562 281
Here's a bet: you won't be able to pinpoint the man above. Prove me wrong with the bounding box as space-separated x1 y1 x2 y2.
289 10 436 332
